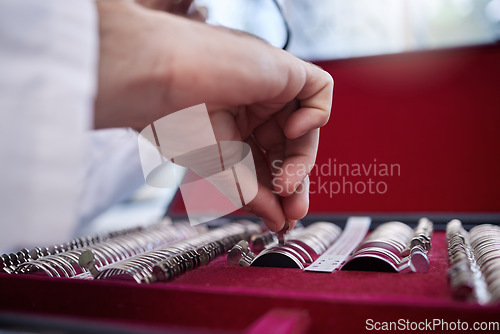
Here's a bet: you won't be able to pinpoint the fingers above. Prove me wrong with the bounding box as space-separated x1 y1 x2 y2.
166 0 193 14
270 62 331 205
208 108 242 142
245 61 331 199
284 106 329 140
136 0 206 21
251 102 319 198
243 138 286 232
273 129 319 196
244 183 286 232
284 63 333 140
135 0 172 11
252 114 286 177
282 175 310 222
249 116 315 226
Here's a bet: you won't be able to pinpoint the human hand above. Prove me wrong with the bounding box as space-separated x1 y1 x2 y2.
135 0 207 21
95 1 333 231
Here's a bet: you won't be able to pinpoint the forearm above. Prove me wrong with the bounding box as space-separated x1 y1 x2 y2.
93 0 289 131
94 0 171 130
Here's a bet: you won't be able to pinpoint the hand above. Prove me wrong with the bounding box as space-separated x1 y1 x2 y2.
135 0 207 21
95 1 333 231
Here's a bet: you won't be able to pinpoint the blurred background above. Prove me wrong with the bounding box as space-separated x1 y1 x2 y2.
197 0 500 59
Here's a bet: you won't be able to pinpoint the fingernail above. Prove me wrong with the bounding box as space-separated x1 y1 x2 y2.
278 221 291 233
288 220 297 230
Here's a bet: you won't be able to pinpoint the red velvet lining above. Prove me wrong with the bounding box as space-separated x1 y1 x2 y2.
1 231 499 333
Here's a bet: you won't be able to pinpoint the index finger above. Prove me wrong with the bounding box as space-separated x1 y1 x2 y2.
284 62 333 140
273 128 319 197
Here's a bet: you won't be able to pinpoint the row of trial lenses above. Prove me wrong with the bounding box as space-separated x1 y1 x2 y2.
409 217 433 252
446 219 477 301
14 221 200 278
248 221 304 253
250 222 342 269
152 221 261 283
362 221 414 256
95 221 261 283
227 240 256 266
345 221 414 272
469 224 500 303
249 231 276 253
0 224 144 274
406 217 433 273
227 222 306 266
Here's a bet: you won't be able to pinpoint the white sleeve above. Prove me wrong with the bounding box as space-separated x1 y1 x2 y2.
0 0 98 252
78 128 146 228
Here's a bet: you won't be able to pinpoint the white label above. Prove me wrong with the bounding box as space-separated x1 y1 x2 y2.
305 216 371 273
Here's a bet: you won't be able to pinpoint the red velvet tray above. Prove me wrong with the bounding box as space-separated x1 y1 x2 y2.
1 231 499 333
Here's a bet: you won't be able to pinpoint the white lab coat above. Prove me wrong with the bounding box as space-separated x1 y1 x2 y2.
0 0 98 252
78 128 146 228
